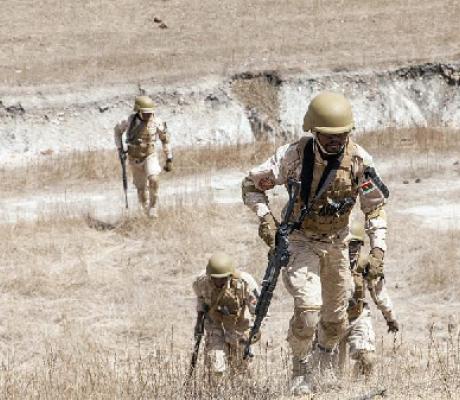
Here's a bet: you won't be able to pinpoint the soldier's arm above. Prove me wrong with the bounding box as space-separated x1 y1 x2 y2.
114 119 129 149
369 278 396 321
157 120 173 160
192 277 207 313
357 147 389 253
241 272 260 315
242 143 295 218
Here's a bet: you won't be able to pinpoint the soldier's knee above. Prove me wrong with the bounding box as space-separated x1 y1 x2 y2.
291 308 320 339
318 319 348 349
206 349 227 374
148 175 159 188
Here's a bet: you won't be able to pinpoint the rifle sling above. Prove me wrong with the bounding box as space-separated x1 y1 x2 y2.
300 138 345 207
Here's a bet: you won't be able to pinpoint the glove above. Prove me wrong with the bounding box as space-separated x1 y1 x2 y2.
164 158 173 172
258 213 278 249
366 248 384 280
386 318 399 333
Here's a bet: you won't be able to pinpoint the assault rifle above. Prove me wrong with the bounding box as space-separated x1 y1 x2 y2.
244 179 305 359
186 310 206 383
118 147 128 209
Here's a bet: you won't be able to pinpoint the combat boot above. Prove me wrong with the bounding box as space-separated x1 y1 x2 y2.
290 356 313 396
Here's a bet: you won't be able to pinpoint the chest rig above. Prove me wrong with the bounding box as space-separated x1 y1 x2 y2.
207 278 246 330
126 114 156 160
293 138 361 235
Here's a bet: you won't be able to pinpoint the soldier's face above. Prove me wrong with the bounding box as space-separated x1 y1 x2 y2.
140 112 153 121
211 277 228 288
316 132 349 154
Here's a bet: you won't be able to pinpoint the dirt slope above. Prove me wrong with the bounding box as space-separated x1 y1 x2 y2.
2 0 459 87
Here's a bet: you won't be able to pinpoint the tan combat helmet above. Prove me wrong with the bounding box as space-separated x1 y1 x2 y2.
133 95 155 114
206 252 239 278
349 219 365 243
303 91 354 134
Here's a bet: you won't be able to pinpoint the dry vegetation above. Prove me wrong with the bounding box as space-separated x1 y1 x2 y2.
0 128 459 398
0 142 277 195
1 1 459 86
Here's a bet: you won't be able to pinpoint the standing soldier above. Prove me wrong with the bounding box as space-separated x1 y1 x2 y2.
114 95 173 218
242 91 389 395
192 253 259 381
346 221 399 378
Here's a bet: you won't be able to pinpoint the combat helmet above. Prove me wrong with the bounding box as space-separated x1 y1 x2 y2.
133 95 155 113
349 220 365 243
206 252 239 278
303 91 354 134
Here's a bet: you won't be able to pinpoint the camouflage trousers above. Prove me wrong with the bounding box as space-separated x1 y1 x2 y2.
348 306 376 357
282 228 351 361
129 153 161 210
204 320 251 377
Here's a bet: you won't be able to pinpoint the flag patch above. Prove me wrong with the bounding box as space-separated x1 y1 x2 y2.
361 180 376 194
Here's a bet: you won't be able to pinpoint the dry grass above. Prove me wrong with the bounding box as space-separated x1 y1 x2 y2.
1 130 459 398
2 127 459 196
0 167 459 398
0 141 277 195
1 1 459 86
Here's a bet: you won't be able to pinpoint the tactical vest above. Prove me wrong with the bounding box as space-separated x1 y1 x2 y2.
294 138 361 235
126 114 156 160
207 278 246 330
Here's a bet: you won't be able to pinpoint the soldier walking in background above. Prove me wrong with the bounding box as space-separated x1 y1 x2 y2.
114 96 173 218
242 91 389 395
192 253 260 382
345 220 399 378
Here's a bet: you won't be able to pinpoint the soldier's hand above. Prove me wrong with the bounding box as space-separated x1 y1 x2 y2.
258 213 278 249
366 248 384 280
164 158 173 172
386 319 399 333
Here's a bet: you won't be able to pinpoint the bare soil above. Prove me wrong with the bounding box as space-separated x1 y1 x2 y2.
2 0 459 87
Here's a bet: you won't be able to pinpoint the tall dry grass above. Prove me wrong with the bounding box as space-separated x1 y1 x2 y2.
2 127 459 196
0 142 277 195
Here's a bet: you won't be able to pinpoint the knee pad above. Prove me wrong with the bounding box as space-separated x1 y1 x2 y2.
148 176 159 189
291 308 320 339
318 319 348 349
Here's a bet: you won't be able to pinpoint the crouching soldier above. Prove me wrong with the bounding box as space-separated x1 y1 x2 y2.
346 221 399 377
192 253 260 380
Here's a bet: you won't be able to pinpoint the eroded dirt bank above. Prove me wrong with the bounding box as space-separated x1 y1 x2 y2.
1 63 459 164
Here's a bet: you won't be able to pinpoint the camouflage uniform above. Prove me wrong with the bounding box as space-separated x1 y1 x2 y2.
347 247 396 375
242 135 388 378
192 271 259 376
114 114 172 214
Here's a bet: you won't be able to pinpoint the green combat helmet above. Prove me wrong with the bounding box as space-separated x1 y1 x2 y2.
349 220 365 243
133 95 155 114
303 91 354 134
206 252 238 278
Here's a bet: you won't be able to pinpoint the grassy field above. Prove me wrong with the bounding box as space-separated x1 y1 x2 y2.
2 1 459 86
0 128 459 398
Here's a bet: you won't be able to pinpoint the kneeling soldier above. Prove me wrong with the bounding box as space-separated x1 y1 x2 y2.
192 253 259 380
